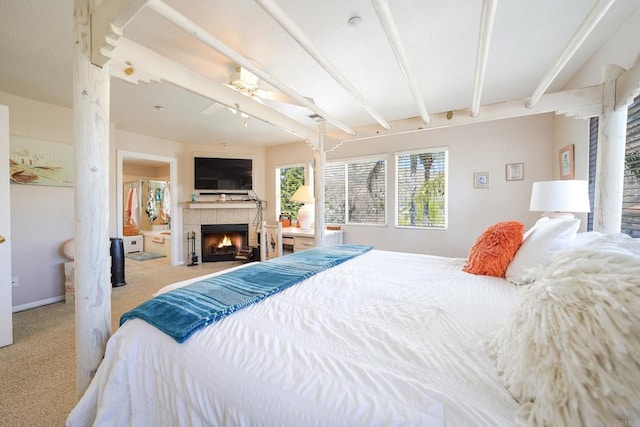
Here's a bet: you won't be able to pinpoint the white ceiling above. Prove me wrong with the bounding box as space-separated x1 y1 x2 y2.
1 0 639 147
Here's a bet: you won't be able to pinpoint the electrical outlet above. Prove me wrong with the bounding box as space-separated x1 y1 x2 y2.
11 277 19 288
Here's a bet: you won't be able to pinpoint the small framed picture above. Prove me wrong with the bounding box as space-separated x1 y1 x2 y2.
559 144 575 179
474 172 490 188
505 163 524 181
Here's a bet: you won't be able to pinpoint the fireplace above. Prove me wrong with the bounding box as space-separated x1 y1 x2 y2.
201 223 249 262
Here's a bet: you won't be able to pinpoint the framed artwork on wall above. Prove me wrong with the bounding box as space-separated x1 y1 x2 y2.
474 172 490 188
559 144 575 179
505 163 524 181
9 135 74 187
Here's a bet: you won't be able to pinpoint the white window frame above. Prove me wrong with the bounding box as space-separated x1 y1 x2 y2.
394 146 449 230
275 163 307 220
324 154 387 226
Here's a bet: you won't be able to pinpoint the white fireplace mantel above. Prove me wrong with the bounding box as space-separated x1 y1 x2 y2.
186 201 256 209
183 202 259 264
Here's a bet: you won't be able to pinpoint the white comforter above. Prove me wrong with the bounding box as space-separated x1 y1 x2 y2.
67 250 519 426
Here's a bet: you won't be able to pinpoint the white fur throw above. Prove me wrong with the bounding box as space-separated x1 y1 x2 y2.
489 233 640 426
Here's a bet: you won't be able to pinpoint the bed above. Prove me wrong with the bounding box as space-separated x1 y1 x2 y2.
67 221 640 426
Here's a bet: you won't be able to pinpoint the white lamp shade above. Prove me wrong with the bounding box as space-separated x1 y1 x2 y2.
290 185 315 204
529 180 591 213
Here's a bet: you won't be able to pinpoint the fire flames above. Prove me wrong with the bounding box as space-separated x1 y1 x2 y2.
218 235 233 248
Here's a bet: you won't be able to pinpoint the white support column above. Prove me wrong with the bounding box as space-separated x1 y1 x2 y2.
594 64 628 233
314 123 326 246
73 0 112 397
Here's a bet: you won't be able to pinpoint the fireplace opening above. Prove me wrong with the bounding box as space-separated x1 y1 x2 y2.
201 223 249 262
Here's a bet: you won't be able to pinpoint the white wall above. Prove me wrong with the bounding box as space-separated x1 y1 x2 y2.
553 115 590 231
267 114 555 258
1 92 74 309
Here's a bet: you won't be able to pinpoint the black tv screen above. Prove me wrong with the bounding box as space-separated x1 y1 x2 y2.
194 157 253 191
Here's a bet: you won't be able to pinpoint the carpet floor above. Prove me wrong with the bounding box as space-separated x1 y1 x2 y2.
0 258 236 426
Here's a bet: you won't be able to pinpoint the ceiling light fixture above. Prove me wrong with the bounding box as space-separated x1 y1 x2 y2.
154 105 164 111
348 16 362 27
307 113 325 122
124 60 134 76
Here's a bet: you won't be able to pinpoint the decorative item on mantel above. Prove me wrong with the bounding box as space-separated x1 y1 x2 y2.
289 185 315 230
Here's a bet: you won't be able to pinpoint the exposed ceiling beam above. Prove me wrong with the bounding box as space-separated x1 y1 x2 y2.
471 0 498 118
370 0 431 124
110 37 320 144
91 0 151 67
146 0 356 136
254 0 391 130
326 85 603 143
526 0 616 109
615 57 640 111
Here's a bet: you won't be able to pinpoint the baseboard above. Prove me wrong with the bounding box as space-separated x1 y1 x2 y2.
12 296 65 313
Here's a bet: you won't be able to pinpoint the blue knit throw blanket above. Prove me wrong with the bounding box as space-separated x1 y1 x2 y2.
120 245 373 343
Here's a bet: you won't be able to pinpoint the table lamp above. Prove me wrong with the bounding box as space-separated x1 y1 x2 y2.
529 180 591 218
290 185 315 230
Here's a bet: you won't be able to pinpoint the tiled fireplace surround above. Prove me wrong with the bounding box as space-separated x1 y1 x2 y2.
182 204 259 263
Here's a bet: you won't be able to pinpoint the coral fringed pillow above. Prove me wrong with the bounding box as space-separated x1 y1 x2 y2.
463 221 524 277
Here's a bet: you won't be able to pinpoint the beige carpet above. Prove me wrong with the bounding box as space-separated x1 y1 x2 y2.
0 258 235 427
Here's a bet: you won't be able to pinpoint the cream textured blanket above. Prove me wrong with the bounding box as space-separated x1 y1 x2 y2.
490 233 640 426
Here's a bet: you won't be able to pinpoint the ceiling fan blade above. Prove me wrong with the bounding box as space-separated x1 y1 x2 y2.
255 89 315 107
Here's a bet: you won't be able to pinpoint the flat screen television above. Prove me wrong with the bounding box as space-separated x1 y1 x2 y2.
194 157 253 192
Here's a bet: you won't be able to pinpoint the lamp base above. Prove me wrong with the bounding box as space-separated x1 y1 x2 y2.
541 212 575 219
297 203 314 230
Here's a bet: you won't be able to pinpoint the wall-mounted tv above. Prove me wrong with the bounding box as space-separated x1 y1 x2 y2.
194 157 253 192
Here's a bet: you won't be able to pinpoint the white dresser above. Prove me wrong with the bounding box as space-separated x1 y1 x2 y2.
281 227 343 253
123 235 144 254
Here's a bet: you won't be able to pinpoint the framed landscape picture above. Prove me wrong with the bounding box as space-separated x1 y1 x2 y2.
9 135 74 187
559 144 575 180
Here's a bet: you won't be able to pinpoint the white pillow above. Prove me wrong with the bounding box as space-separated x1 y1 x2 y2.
505 216 579 284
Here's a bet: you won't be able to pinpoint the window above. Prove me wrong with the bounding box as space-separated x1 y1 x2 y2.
588 94 640 236
395 147 448 228
324 157 386 225
276 165 305 220
587 117 598 231
623 96 640 236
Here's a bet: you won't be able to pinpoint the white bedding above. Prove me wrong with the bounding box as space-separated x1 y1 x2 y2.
67 250 519 426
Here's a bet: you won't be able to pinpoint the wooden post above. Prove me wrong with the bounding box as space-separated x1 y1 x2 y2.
314 122 326 246
594 64 627 233
73 0 112 397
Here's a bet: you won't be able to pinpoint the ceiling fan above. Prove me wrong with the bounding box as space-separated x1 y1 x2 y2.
200 65 314 117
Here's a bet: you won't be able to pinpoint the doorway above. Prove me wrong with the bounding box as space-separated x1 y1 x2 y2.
116 150 180 265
